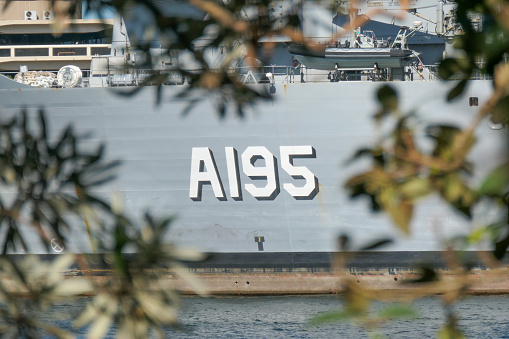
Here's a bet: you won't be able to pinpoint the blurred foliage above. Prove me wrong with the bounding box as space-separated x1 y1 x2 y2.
0 111 205 338
83 0 306 117
346 84 481 233
341 2 509 338
73 212 206 339
0 110 119 254
315 241 477 338
438 311 465 339
346 80 508 255
438 1 509 126
344 80 507 337
0 0 508 338
1 0 308 117
0 255 86 338
311 295 419 336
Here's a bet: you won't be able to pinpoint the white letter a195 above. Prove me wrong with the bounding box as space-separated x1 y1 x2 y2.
189 147 226 201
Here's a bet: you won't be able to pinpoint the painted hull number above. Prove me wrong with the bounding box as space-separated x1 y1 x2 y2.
189 146 318 201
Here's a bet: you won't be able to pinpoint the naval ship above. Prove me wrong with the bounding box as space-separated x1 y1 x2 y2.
0 0 505 273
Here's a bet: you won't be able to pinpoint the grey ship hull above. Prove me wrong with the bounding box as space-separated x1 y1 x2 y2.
0 77 503 254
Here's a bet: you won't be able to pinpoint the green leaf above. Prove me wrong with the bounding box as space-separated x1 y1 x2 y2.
359 239 393 251
38 109 48 141
370 194 382 212
181 99 201 117
399 178 431 200
345 283 371 313
439 58 463 80
490 95 509 125
386 200 413 234
438 325 466 339
466 227 489 244
54 278 94 297
376 85 398 114
338 234 350 251
310 310 359 325
378 305 418 319
444 176 463 202
447 79 468 101
439 56 473 79
438 314 465 339
451 202 473 219
493 224 509 260
478 162 509 195
405 266 439 283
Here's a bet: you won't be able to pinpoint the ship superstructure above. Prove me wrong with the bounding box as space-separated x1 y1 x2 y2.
0 0 112 74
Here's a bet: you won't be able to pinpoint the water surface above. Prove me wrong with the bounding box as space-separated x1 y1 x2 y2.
40 295 509 338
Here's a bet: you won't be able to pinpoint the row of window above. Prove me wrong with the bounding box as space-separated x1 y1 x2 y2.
0 47 111 57
0 32 111 46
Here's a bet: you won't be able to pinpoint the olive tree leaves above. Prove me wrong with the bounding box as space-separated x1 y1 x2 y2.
347 85 475 234
0 110 120 253
435 0 509 258
0 111 206 338
72 212 206 339
346 85 509 258
439 2 509 127
0 255 90 338
83 0 305 118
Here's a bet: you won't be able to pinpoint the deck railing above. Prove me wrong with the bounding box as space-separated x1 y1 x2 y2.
235 64 445 84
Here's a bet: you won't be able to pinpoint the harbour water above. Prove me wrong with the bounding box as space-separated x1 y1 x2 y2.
41 295 509 338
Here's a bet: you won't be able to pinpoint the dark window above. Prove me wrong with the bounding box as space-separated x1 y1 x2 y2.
469 97 479 107
0 49 10 57
91 47 111 56
15 48 49 57
0 30 112 46
53 47 87 56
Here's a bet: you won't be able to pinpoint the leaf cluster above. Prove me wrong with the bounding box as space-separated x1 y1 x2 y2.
0 110 119 254
73 211 206 339
0 211 206 339
346 85 508 258
0 110 207 338
438 1 509 127
83 0 305 117
0 255 91 338
311 278 419 338
347 86 476 233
